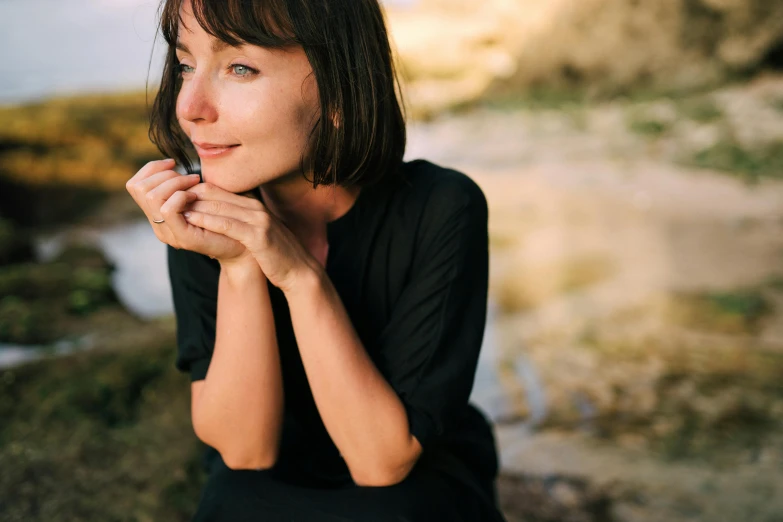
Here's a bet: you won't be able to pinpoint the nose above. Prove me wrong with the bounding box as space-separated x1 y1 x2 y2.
176 74 219 124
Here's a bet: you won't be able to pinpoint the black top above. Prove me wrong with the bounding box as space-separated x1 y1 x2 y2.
168 159 500 510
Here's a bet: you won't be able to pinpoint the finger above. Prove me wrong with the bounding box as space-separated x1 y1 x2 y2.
137 169 188 194
158 190 199 247
139 170 194 216
146 173 201 212
128 169 180 208
126 158 176 190
183 211 255 244
188 200 260 224
161 190 199 223
187 183 265 211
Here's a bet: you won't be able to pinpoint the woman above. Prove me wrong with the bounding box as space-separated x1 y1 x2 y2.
126 0 506 520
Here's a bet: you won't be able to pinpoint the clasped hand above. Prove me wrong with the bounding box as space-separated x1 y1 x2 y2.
126 159 316 293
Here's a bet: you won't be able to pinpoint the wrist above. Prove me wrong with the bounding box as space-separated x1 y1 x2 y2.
282 262 325 300
220 256 264 285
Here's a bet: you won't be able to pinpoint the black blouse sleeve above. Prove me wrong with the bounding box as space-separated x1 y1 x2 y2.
371 175 489 449
167 245 220 382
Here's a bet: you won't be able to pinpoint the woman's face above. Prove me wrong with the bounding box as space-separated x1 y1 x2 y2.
175 0 319 193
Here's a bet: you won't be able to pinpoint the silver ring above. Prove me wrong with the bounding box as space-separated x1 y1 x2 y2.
152 218 165 224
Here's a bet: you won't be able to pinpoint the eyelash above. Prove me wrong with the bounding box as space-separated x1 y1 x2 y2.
176 62 259 78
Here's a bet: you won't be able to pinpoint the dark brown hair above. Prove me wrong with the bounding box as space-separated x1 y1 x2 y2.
149 0 406 188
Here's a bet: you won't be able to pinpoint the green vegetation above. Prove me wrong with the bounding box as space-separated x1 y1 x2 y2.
0 91 160 190
539 277 783 465
665 288 773 335
642 348 783 464
0 243 119 343
676 97 724 123
0 91 163 226
683 140 783 183
0 343 205 522
560 331 783 465
627 117 671 137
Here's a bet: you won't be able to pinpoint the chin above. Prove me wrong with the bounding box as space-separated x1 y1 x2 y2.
199 166 254 194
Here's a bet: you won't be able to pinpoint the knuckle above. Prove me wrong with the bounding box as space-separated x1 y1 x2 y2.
219 220 233 233
140 161 157 176
258 213 271 231
255 229 269 246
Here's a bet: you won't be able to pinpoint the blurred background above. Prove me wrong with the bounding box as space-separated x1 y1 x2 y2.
2 0 783 520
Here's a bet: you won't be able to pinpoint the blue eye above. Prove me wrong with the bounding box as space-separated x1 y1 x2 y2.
177 63 195 75
231 64 257 77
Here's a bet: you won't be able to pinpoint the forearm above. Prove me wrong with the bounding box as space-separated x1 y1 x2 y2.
285 269 420 486
193 259 284 469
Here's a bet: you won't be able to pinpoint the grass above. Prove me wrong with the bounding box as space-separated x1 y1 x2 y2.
0 91 161 190
0 243 120 344
683 140 783 183
0 342 205 522
0 91 165 226
627 117 671 137
676 97 724 123
663 288 773 335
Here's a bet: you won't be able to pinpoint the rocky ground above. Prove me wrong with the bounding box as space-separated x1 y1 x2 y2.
410 74 783 521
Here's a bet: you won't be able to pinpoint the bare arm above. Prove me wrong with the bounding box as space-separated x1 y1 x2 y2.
285 270 422 487
190 257 284 470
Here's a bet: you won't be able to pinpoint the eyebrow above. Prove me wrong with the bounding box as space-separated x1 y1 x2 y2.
176 39 232 54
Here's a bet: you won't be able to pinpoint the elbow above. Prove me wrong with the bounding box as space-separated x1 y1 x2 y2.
222 451 278 471
351 466 412 488
350 436 423 487
192 416 279 471
350 457 418 487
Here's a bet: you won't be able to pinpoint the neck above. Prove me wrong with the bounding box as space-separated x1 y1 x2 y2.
258 175 360 236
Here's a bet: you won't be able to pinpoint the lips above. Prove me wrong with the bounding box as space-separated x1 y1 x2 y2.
192 141 240 159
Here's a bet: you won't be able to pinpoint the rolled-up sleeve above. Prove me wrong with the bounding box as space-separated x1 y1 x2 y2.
371 176 489 448
167 245 220 382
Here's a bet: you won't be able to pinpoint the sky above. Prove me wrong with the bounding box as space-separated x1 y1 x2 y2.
0 0 418 104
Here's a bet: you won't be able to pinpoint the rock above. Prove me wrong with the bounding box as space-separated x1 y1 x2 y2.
386 0 783 115
0 177 108 228
0 218 34 266
497 472 615 522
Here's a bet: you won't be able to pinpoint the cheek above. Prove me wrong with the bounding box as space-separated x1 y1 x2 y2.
237 88 317 147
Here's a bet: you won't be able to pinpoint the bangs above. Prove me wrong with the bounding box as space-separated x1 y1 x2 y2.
160 0 298 49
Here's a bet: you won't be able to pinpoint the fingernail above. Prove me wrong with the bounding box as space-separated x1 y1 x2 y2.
184 212 192 218
164 158 175 163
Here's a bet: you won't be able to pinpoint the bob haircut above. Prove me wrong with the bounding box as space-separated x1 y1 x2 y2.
149 0 406 188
